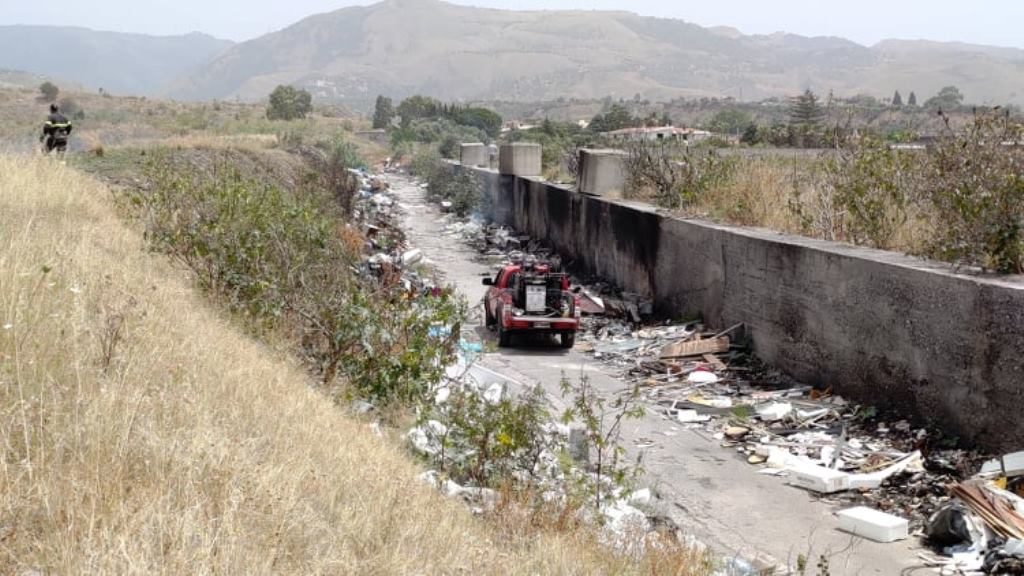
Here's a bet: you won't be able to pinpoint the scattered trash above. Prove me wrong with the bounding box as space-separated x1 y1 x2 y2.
756 402 793 422
424 170 1021 569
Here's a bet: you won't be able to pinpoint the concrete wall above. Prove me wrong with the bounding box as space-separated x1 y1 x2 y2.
499 143 542 177
462 164 1024 452
460 143 488 168
578 149 628 199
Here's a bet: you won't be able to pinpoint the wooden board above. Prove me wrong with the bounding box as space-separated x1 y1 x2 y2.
660 336 730 360
703 353 729 372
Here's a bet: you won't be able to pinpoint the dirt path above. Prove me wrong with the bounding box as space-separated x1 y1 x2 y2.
393 175 926 575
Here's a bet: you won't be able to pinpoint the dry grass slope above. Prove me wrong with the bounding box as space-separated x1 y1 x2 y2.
0 156 704 575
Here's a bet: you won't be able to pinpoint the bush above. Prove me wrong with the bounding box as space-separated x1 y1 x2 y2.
624 140 735 209
427 166 483 217
424 383 555 488
267 85 313 121
925 111 1024 272
825 135 920 249
38 81 59 102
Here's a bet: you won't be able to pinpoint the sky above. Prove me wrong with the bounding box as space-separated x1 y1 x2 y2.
4 0 1022 49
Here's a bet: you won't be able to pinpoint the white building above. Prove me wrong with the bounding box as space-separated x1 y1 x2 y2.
601 126 713 144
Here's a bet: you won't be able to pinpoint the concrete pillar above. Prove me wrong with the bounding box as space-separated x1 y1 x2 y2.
460 143 488 167
498 143 542 177
577 148 628 199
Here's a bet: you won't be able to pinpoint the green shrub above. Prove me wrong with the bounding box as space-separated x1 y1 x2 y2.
926 110 1024 272
131 155 463 405
825 135 920 249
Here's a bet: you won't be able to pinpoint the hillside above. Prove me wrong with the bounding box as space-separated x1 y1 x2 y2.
0 26 233 96
0 150 702 573
170 0 1024 105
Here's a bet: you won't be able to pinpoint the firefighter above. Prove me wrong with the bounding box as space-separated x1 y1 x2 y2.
40 104 73 156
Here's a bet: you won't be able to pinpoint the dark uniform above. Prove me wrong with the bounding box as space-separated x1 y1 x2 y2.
41 107 73 154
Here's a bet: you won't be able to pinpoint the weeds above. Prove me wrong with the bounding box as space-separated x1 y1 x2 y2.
560 376 646 512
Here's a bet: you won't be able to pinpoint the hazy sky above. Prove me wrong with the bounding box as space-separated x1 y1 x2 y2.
5 0 1021 48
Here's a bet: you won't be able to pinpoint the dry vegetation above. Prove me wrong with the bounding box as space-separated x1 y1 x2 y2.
691 154 933 255
0 156 707 573
0 87 389 165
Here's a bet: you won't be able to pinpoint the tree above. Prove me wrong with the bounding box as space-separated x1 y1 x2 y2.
790 89 825 126
267 85 312 120
589 103 635 133
892 90 903 107
789 89 825 147
740 123 760 145
451 107 503 139
372 95 395 129
38 81 59 102
907 91 918 107
924 86 964 111
397 95 443 127
708 108 753 135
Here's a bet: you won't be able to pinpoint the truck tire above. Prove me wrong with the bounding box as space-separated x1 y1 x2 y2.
484 303 495 328
560 332 575 349
498 324 511 348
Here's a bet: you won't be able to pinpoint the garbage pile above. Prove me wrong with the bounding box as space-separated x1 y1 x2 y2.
429 184 1024 572
349 169 444 295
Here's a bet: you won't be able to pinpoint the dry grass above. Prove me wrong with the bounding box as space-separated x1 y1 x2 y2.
0 88 385 163
687 154 934 254
0 155 706 574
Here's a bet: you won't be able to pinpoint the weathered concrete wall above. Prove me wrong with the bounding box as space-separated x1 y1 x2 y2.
464 165 1024 452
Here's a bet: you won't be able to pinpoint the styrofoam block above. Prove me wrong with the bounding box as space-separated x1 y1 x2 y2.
789 464 850 494
836 507 909 543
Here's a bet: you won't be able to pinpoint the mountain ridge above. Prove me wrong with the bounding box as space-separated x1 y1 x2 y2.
0 25 233 96
4 2 1023 106
168 0 1024 105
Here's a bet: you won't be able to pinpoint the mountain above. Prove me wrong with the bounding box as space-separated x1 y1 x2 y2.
0 26 233 96
17 1 1024 106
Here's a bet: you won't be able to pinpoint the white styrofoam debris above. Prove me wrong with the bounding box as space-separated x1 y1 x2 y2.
836 507 909 543
756 402 793 422
627 488 652 506
401 248 424 266
677 409 712 424
980 450 1024 477
687 370 720 385
789 464 851 494
434 386 452 405
408 420 448 455
483 382 504 404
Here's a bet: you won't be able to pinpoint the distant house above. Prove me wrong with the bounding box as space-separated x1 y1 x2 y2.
601 126 713 144
501 120 538 133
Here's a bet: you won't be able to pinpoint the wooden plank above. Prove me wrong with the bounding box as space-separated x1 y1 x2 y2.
660 336 730 360
703 353 728 372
